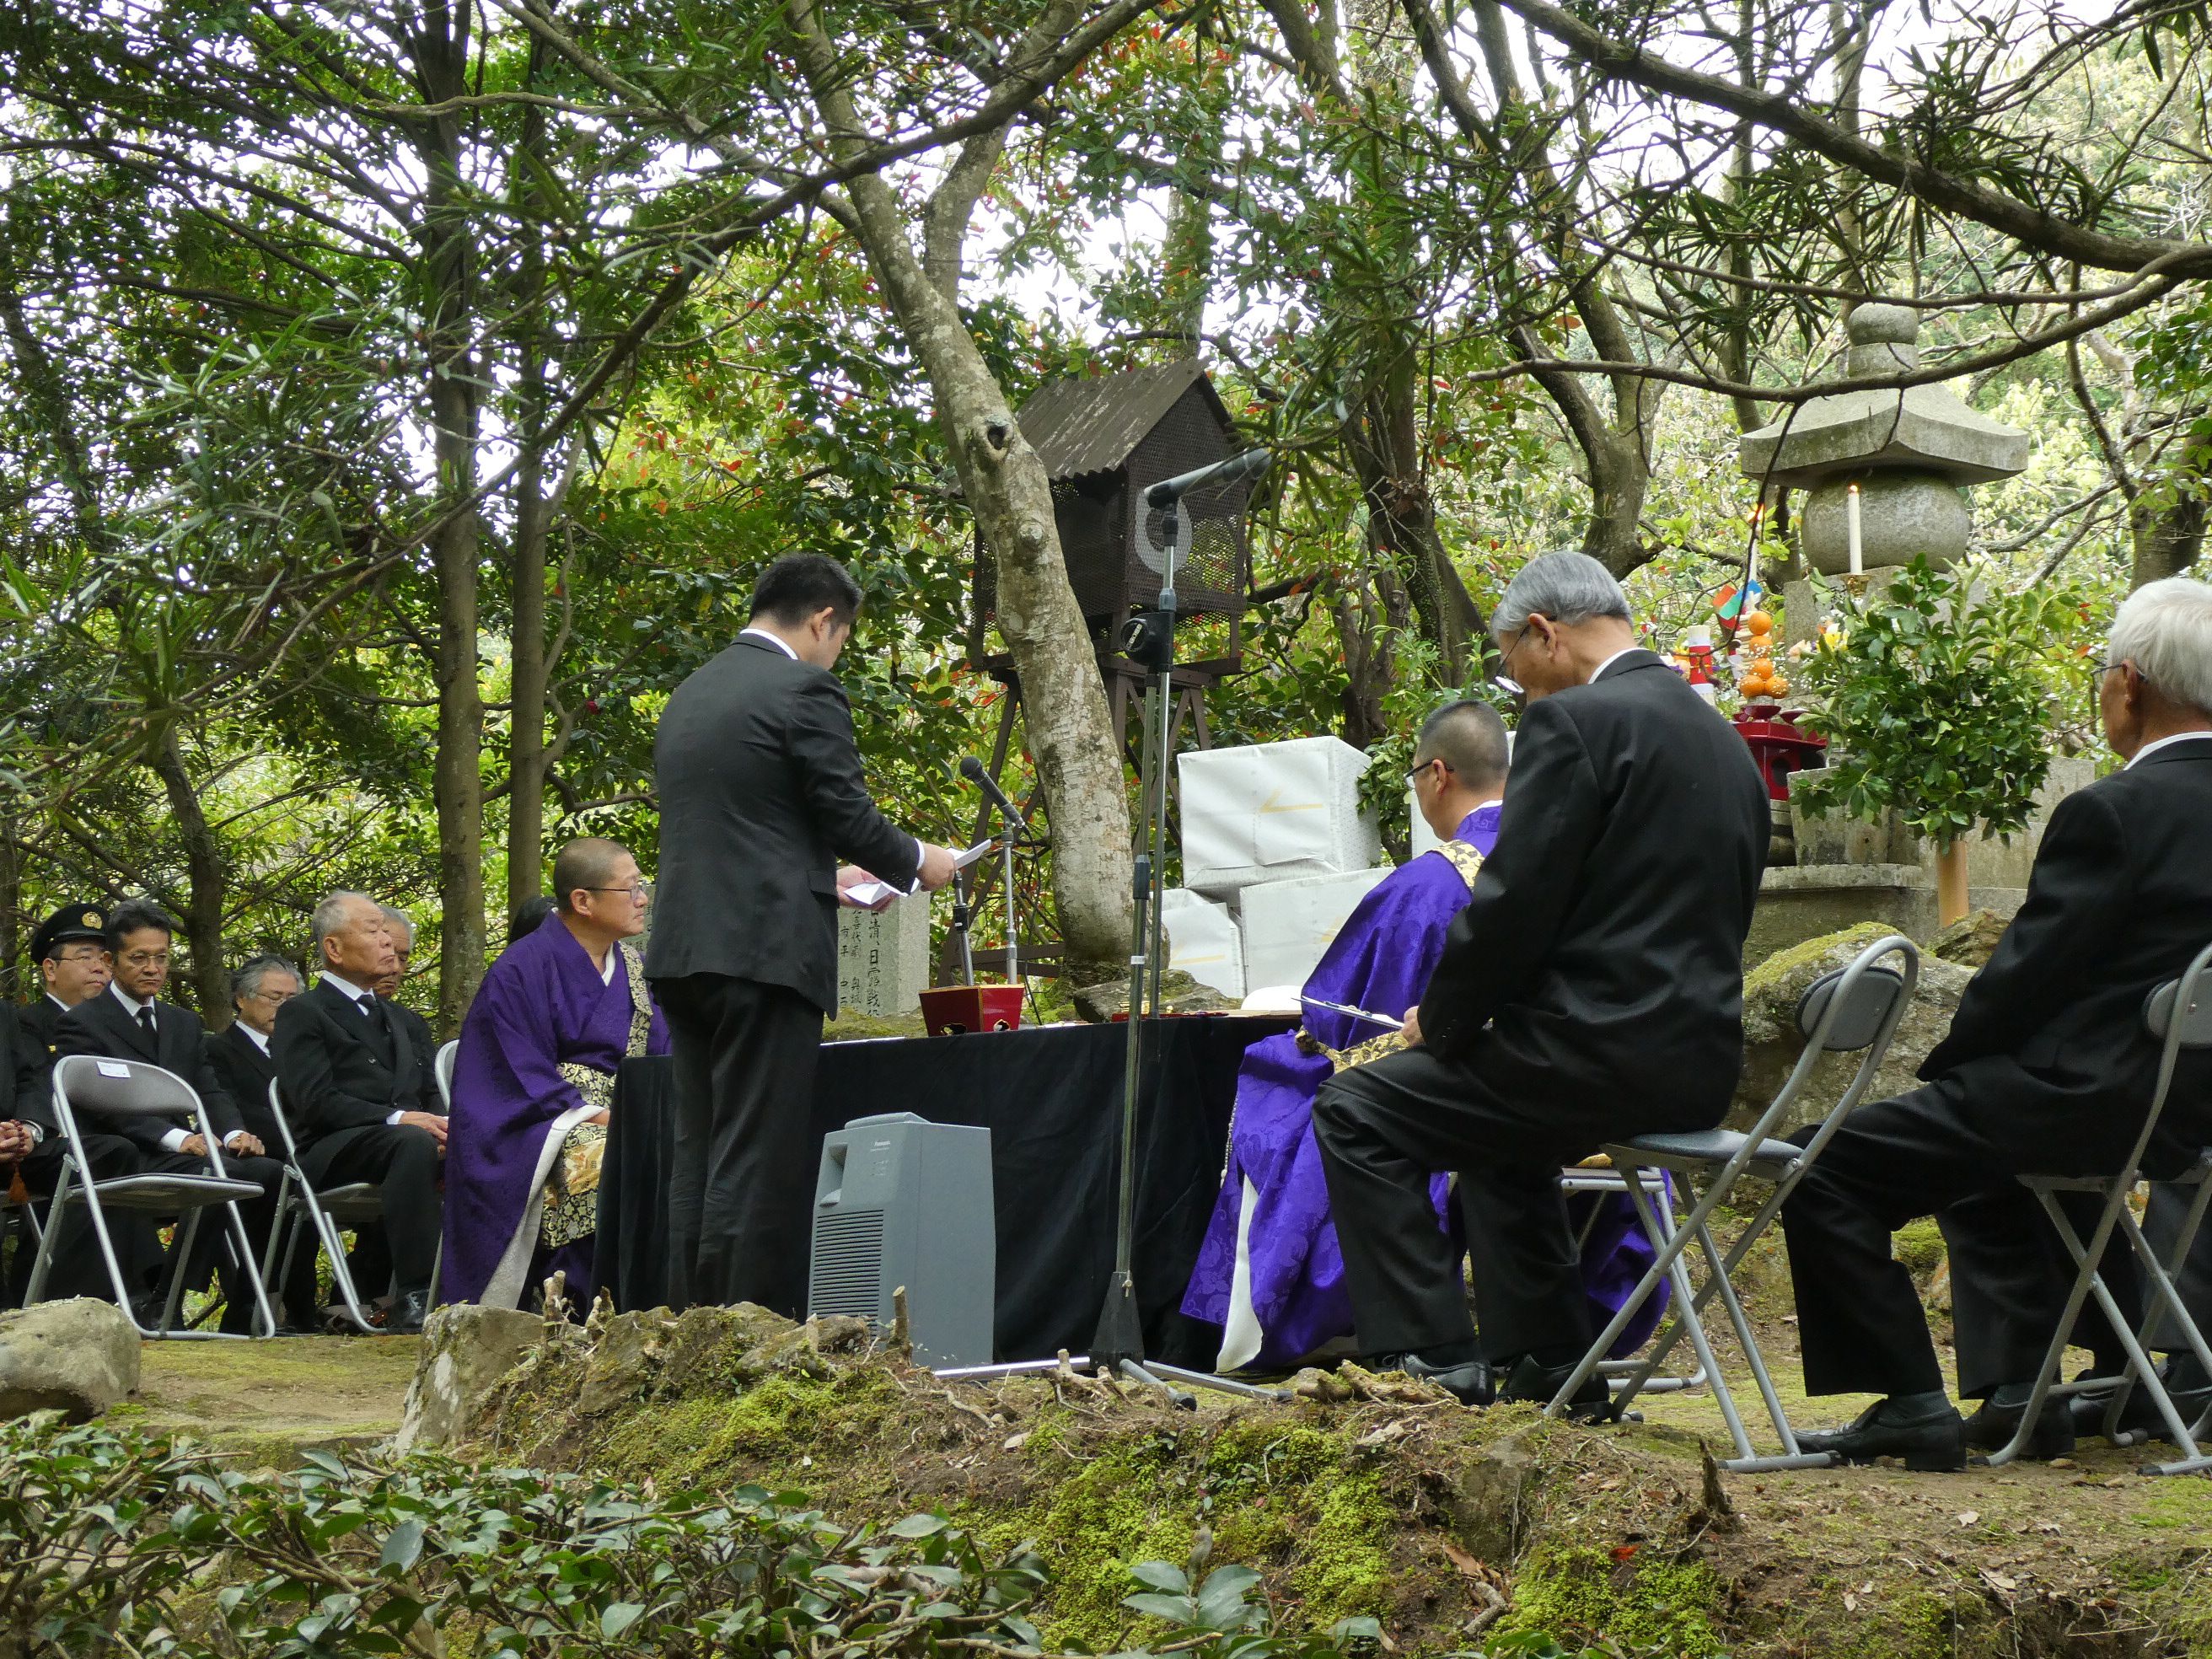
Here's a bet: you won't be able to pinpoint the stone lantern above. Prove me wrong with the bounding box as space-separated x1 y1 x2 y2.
1740 303 2029 597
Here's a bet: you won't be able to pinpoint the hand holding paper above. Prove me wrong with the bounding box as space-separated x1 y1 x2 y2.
842 841 993 910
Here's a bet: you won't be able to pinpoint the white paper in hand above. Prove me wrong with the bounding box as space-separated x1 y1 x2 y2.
845 840 993 909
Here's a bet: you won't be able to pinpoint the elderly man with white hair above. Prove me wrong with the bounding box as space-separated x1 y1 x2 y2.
1310 551 1771 1409
1784 576 2212 1471
271 890 448 1333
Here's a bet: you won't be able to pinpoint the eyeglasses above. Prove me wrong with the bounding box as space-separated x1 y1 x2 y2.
243 985 299 1007
53 945 105 964
1405 759 1454 792
583 882 652 901
118 949 170 969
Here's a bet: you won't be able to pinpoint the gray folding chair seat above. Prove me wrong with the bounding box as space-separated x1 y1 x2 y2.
261 1079 389 1334
1988 942 2212 1476
25 1055 276 1339
1546 935 1920 1472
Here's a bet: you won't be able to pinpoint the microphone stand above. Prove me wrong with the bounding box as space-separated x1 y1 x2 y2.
935 454 1285 1405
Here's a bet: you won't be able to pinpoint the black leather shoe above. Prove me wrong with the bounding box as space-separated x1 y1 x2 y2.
1499 1355 1615 1421
1798 1397 1966 1471
2070 1369 2212 1443
1962 1389 2075 1460
384 1290 431 1335
1369 1351 1495 1406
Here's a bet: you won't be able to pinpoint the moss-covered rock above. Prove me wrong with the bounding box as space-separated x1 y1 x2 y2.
1732 924 1973 1130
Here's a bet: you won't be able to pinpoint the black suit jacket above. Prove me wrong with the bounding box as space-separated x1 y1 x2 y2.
647 633 921 1012
3 1001 53 1136
54 988 242 1152
1921 736 2212 1166
270 977 435 1147
205 1023 282 1146
387 1001 439 1099
1419 652 1772 1128
19 996 62 1063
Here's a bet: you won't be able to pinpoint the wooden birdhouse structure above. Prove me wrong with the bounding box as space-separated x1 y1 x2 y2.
971 360 1253 673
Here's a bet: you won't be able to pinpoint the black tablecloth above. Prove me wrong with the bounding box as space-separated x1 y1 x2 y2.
597 1017 1289 1366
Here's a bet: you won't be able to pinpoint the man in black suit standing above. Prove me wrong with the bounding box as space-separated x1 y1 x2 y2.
1785 576 2212 1470
19 903 114 1060
649 554 958 1314
56 900 286 1330
272 891 446 1333
1313 552 1770 1408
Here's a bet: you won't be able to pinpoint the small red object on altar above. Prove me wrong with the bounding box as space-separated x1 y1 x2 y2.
919 984 1027 1036
1731 703 1828 801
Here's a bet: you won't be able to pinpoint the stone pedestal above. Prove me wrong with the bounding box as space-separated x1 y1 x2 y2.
837 898 932 1017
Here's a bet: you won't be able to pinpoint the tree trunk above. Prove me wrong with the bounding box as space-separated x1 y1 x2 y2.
415 10 488 1034
148 727 229 1023
1935 839 1969 928
2129 420 2209 587
506 51 556 914
787 1 1134 980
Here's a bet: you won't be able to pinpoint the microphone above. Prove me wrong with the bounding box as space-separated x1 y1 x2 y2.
959 755 1035 837
1142 447 1272 510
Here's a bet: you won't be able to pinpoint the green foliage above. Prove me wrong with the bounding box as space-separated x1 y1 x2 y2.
1499 1546 1727 1657
1791 561 2093 849
0 1413 1397 1659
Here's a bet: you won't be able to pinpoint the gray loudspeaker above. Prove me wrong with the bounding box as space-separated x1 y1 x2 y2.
808 1112 995 1367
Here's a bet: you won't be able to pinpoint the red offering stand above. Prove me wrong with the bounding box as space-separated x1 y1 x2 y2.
1732 702 1828 800
919 984 1026 1036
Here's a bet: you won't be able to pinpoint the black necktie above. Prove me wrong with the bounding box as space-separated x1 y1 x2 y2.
136 1006 157 1046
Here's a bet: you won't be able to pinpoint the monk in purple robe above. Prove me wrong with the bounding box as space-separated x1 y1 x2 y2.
1183 703 1662 1371
443 837 669 1308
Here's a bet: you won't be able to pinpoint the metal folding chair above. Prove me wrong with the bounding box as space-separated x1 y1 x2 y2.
1545 934 1920 1472
24 1055 276 1339
427 1039 455 1306
1987 940 2212 1475
1 1173 46 1304
1556 1162 1707 1400
260 1078 389 1334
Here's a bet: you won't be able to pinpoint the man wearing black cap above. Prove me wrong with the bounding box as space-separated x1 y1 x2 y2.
55 899 286 1332
20 903 114 1060
1 1007 143 1307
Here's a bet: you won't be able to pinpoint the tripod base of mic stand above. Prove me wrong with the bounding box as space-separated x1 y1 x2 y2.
931 1355 1291 1405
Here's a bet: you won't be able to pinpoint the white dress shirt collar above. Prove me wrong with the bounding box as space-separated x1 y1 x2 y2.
239 1023 273 1055
109 981 154 1018
1589 647 1641 685
321 971 374 1003
2126 730 2212 770
739 625 799 660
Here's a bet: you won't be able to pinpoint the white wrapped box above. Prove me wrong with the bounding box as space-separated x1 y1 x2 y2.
837 897 932 1017
1160 889 1244 1000
1239 868 1392 992
1178 737 1380 898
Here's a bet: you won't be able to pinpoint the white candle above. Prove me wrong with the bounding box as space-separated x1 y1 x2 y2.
1847 481 1864 576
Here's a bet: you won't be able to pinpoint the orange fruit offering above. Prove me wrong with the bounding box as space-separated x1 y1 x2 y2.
1745 609 1774 635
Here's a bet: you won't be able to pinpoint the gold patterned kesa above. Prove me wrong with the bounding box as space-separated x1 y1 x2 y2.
536 940 653 1251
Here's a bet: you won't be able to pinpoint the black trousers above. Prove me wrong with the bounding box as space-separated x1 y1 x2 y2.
1780 1077 2182 1399
658 973 823 1316
299 1124 443 1294
142 1150 284 1334
6 1132 145 1304
1312 1042 1669 1362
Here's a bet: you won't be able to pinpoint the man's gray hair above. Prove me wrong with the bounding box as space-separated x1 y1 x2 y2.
1492 550 1632 638
2110 576 2212 717
310 891 376 962
379 905 413 945
233 953 302 1007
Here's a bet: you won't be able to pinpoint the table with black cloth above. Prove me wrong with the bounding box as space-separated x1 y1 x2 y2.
597 1015 1292 1367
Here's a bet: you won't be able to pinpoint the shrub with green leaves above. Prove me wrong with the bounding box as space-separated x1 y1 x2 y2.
1791 559 2092 851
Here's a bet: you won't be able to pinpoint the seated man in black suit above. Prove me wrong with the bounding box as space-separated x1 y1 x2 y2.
272 890 446 1334
375 907 441 1085
1313 553 1771 1407
204 953 320 1327
1784 576 2212 1469
1 996 142 1305
56 900 286 1331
